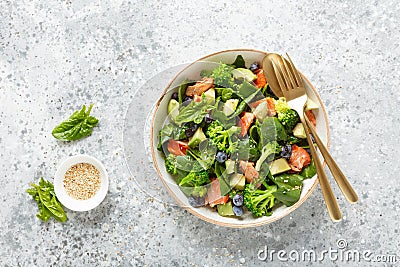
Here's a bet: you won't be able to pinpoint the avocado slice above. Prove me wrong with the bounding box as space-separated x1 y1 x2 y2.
229 173 246 190
223 99 239 116
232 68 257 82
217 201 235 217
188 128 207 148
293 123 306 139
269 158 291 176
225 159 236 174
167 99 179 121
305 98 319 110
203 88 215 102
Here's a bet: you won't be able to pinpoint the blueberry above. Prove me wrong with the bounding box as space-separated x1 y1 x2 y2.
185 128 195 138
280 144 292 159
232 194 244 207
171 92 178 101
182 99 192 107
233 205 243 216
188 196 205 207
305 148 311 154
215 151 227 163
204 113 214 124
249 62 260 72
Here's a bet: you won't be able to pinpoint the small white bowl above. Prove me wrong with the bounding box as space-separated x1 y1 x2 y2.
54 154 109 212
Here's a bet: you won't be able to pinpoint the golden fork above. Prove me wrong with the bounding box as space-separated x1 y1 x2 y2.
269 53 358 221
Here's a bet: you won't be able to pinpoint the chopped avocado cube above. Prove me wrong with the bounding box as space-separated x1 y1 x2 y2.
229 173 246 190
167 99 180 121
232 68 257 82
293 123 306 139
223 99 239 116
269 158 291 176
305 98 319 110
217 201 235 217
188 128 207 147
225 159 236 174
253 101 268 121
203 88 215 102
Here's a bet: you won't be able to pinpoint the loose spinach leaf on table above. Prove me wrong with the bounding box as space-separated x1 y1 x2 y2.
26 178 67 222
52 104 99 141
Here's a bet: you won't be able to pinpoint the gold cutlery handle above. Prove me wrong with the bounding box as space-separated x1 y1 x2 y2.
304 115 358 203
300 118 342 222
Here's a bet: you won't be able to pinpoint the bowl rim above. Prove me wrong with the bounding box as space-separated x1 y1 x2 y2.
150 48 330 228
54 154 109 212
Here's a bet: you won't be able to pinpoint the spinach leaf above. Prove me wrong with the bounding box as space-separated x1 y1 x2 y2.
300 159 316 178
186 140 217 170
231 55 246 68
258 117 287 149
236 80 260 100
157 123 187 151
175 155 204 172
215 87 234 102
26 178 67 222
214 161 231 195
211 97 236 128
178 79 189 104
270 174 304 206
175 96 214 124
52 104 99 141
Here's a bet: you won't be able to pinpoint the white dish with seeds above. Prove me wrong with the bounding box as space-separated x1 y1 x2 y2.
54 154 109 211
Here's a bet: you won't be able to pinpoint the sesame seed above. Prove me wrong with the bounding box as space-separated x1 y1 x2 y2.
63 163 101 200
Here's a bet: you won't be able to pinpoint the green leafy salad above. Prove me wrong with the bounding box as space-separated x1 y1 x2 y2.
158 55 317 218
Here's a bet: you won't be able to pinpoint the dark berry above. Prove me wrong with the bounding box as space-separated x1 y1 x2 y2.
215 151 227 163
233 205 243 216
232 194 244 207
305 148 311 154
266 85 275 96
185 128 195 138
280 144 292 159
188 196 205 207
183 96 192 102
249 62 260 72
204 113 214 124
171 92 178 101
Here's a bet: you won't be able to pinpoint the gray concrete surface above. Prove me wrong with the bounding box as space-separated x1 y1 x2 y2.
1 0 399 266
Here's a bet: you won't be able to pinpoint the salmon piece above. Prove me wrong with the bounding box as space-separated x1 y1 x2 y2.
305 110 316 126
239 161 259 183
205 178 230 207
254 69 267 89
249 97 276 117
186 77 214 96
167 140 188 156
238 112 256 137
289 145 311 172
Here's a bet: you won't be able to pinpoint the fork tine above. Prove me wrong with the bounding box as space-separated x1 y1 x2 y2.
280 55 297 88
276 56 294 89
286 53 303 87
272 61 288 91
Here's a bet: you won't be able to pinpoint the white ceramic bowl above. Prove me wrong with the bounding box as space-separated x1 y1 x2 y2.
54 154 109 211
150 49 330 228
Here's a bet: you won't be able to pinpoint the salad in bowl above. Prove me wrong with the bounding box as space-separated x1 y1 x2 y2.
151 50 327 227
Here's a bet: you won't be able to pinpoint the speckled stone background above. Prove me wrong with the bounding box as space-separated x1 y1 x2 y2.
1 0 399 266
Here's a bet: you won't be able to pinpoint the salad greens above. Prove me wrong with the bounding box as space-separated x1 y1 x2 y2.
158 55 317 218
52 104 99 141
26 178 67 222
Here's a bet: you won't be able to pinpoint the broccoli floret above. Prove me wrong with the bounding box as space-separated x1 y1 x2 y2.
255 141 281 171
179 171 210 197
165 154 178 175
211 62 236 88
244 184 277 217
205 121 241 153
274 98 299 132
